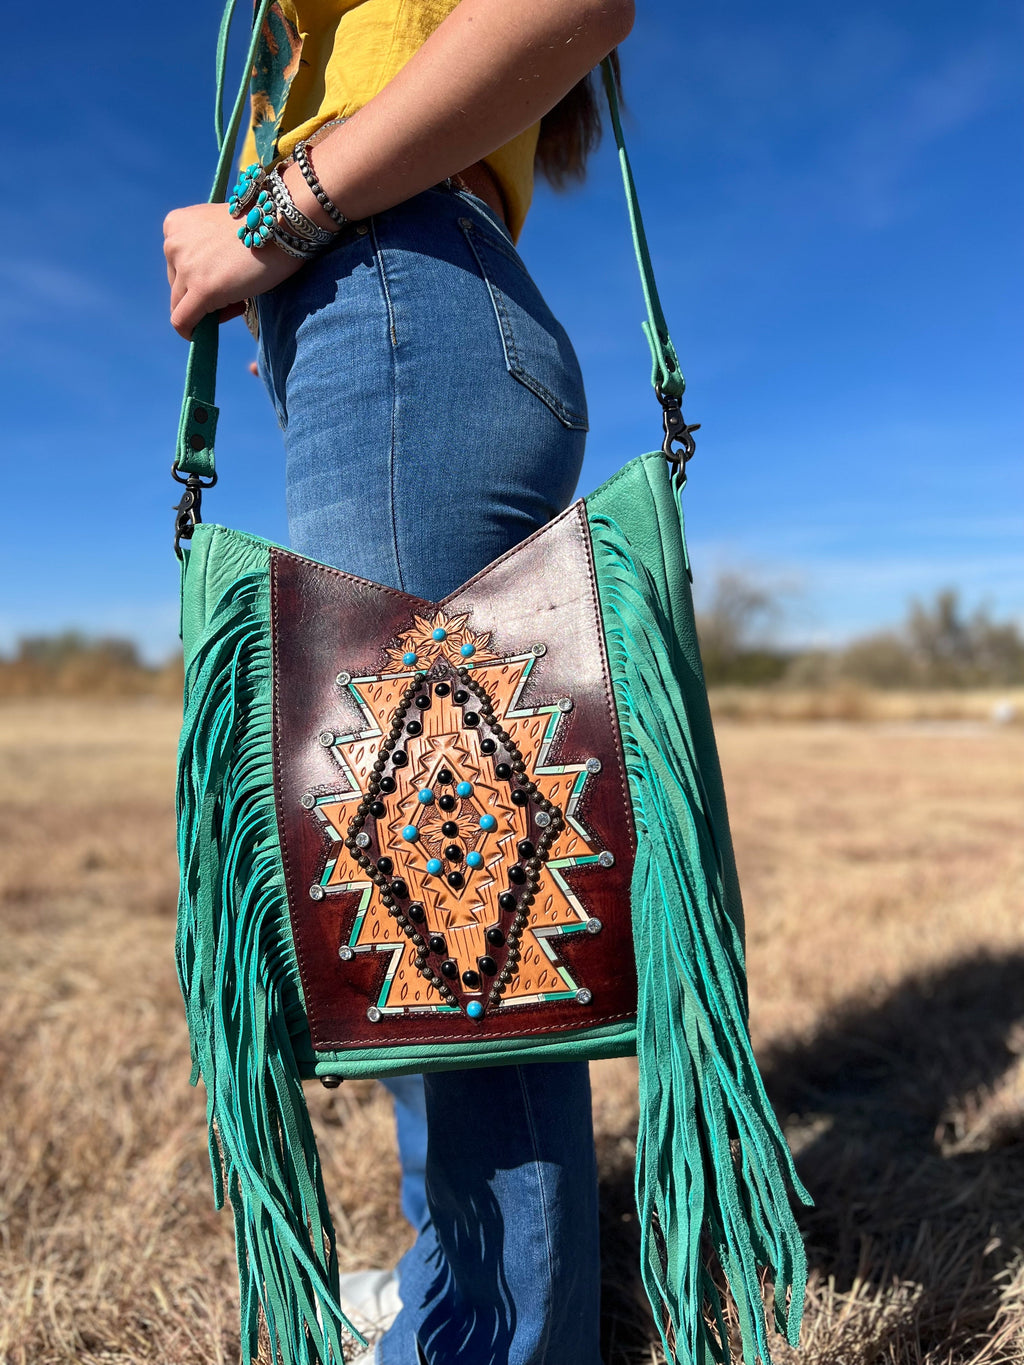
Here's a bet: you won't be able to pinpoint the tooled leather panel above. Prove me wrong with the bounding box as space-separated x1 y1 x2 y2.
271 500 637 1053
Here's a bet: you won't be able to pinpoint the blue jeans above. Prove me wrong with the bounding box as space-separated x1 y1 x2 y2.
257 183 603 1365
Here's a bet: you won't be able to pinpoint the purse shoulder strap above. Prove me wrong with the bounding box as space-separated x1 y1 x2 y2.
173 1 695 510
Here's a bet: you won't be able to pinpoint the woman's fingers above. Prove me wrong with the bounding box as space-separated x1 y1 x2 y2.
171 290 204 341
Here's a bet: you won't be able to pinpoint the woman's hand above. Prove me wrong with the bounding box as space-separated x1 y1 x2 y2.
163 202 304 340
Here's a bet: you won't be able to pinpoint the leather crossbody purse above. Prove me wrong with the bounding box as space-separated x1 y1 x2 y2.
172 5 810 1363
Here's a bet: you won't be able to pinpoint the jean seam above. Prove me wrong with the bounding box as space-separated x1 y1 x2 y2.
370 216 406 593
516 1067 556 1363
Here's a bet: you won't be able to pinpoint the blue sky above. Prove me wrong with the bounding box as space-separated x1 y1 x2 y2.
2 0 1020 658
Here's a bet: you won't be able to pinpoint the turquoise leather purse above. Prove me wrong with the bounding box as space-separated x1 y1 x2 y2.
172 5 810 1363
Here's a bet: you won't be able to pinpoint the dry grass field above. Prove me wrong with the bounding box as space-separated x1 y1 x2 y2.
1 699 1021 1365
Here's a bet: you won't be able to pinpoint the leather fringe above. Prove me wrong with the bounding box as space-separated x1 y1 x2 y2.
588 497 812 1365
175 568 363 1365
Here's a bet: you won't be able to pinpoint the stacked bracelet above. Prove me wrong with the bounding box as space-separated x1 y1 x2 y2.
227 160 341 260
294 122 350 229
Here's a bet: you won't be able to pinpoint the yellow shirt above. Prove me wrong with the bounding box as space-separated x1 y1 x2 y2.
240 0 540 241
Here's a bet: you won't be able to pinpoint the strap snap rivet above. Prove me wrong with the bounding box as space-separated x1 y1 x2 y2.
597 850 615 868
318 730 335 746
193 407 208 423
531 642 547 656
355 832 371 848
300 792 316 809
585 757 602 774
585 917 603 934
320 1076 342 1088
309 884 325 901
188 433 206 451
366 1006 382 1023
356 223 369 235
338 945 354 961
335 671 351 686
535 811 552 828
575 988 593 1005
556 697 573 713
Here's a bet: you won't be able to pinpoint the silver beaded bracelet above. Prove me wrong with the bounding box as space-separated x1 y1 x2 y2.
294 121 350 230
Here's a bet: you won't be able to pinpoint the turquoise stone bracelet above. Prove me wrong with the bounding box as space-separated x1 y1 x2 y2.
228 163 263 218
237 191 276 249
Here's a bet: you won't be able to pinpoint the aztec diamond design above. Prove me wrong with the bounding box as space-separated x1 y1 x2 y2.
304 608 608 1020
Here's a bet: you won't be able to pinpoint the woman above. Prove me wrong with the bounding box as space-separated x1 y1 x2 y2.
164 1 634 1362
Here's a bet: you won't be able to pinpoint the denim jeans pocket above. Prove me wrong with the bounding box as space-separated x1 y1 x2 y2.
458 216 589 431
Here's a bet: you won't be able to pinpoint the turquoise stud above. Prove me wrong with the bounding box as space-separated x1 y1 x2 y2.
460 643 475 657
466 850 483 869
456 780 473 797
478 814 497 831
426 858 443 876
466 1001 484 1020
402 825 418 842
417 787 434 804
403 650 417 665
432 627 447 641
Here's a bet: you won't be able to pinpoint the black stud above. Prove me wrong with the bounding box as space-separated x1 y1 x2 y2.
480 738 497 754
464 712 480 727
441 820 459 838
392 750 408 767
511 790 528 806
498 892 517 912
508 866 526 885
391 879 408 899
447 870 464 889
437 768 454 785
517 840 536 859
453 689 469 705
439 794 456 812
434 682 451 697
462 969 481 990
440 959 459 979
486 927 506 947
478 956 497 976
408 902 425 922
379 775 397 794
445 844 463 862
495 762 512 780
369 801 386 819
415 695 431 709
376 856 394 875
405 720 422 736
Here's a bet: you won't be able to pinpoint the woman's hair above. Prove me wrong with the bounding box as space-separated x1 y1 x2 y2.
535 51 622 189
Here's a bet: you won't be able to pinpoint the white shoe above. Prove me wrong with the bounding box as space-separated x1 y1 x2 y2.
339 1267 402 1364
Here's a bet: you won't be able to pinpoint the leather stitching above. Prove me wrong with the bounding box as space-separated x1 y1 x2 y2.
576 506 639 858
313 1009 637 1051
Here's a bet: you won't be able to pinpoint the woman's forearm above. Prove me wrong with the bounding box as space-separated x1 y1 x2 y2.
282 0 634 230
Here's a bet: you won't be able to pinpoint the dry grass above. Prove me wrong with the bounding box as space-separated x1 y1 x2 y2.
709 686 1024 725
0 701 1022 1364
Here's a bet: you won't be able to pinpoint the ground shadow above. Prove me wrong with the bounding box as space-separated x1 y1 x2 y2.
598 951 1024 1364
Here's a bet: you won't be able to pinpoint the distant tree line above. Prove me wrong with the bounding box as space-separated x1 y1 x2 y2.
696 578 1024 689
1 585 1022 696
0 633 182 699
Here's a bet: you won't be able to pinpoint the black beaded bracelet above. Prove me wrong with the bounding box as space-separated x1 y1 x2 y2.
294 129 349 230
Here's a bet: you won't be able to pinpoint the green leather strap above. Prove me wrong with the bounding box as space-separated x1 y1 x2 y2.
174 0 274 478
174 9 684 479
599 60 685 400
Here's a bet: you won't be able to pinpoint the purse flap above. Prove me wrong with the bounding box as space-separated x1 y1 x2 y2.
271 499 637 1051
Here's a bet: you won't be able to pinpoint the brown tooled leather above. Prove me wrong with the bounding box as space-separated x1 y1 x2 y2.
271 499 637 1053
